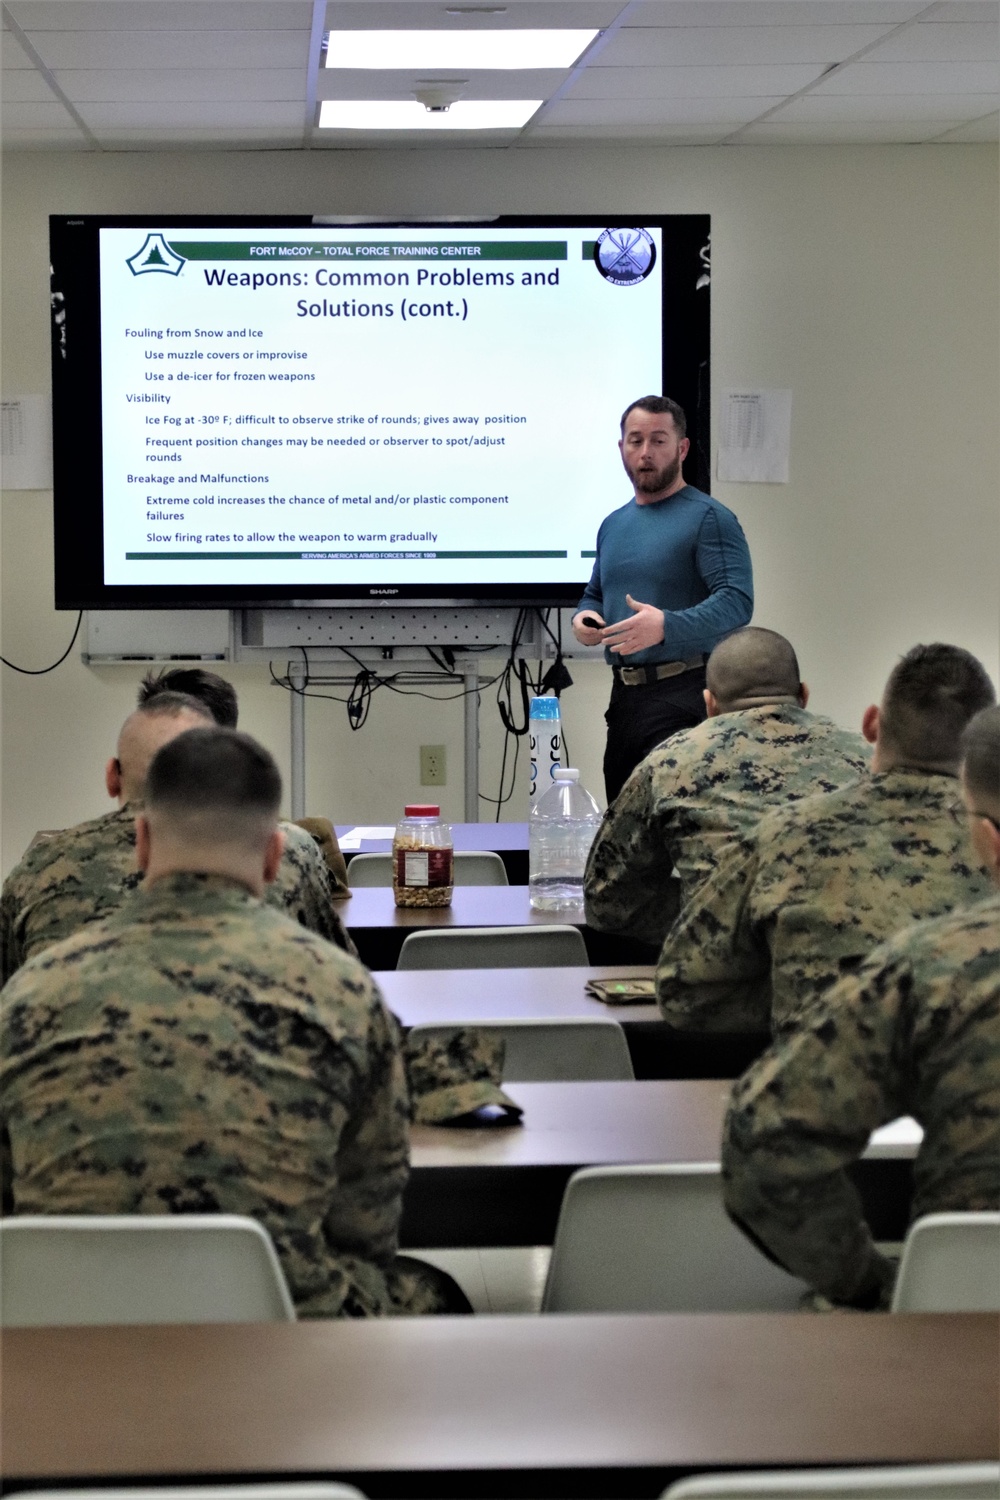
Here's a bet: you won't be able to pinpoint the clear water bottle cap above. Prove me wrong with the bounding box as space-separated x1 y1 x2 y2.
529 694 561 721
404 804 440 816
552 768 579 781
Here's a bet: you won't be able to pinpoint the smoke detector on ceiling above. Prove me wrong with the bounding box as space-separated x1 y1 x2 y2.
413 81 469 112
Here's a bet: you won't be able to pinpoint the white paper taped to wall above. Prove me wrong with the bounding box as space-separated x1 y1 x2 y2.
1 395 53 490
718 389 792 484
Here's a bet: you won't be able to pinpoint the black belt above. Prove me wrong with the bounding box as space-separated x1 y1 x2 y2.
613 656 705 687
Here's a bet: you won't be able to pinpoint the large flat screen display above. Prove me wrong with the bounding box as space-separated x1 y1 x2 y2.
51 214 710 608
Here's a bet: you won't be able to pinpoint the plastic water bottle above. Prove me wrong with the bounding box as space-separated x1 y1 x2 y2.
529 693 562 807
529 768 602 912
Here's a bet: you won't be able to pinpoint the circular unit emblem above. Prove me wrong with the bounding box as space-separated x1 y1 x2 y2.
594 227 656 287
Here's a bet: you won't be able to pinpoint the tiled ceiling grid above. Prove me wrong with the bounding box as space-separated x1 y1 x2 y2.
1 1 997 151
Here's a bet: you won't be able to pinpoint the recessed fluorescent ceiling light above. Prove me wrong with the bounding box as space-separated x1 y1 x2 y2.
324 30 598 70
318 100 541 130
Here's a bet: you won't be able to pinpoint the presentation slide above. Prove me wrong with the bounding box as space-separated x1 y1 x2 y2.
99 224 663 590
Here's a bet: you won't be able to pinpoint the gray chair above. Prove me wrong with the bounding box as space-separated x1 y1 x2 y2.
407 1016 634 1081
0 1214 296 1326
663 1465 1000 1500
891 1212 1000 1312
542 1164 808 1313
27 1489 365 1500
347 850 508 887
396 924 588 969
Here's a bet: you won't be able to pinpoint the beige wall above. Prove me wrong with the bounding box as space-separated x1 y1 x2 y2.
2 143 997 876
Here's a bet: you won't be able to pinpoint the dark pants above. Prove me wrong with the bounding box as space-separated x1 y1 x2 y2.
603 665 707 805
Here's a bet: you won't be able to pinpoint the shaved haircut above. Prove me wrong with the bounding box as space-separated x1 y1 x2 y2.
706 628 802 711
880 644 995 773
115 693 213 802
961 705 1000 820
145 727 281 854
139 668 238 728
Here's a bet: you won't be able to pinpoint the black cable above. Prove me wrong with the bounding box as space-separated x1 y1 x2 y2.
1 610 83 674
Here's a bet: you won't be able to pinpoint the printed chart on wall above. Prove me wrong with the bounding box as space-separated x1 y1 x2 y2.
98 224 663 592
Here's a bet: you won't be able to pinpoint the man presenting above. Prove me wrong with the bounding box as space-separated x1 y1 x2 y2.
573 396 754 803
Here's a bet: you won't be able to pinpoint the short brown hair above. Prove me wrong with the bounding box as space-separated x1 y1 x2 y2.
619 395 687 439
961 705 1000 819
880 644 995 772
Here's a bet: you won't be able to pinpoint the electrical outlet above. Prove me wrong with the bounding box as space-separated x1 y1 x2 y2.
420 744 447 786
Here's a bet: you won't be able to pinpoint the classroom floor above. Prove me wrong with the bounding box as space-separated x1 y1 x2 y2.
415 1247 552 1314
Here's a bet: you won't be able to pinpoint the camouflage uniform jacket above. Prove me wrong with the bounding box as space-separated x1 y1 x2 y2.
0 807 510 1126
722 895 1000 1307
0 803 353 985
657 768 991 1036
584 704 870 945
0 870 421 1318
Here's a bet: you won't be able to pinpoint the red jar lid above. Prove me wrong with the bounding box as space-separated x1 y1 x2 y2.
404 804 440 816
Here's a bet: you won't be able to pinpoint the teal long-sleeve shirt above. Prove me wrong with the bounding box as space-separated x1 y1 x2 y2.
577 485 754 666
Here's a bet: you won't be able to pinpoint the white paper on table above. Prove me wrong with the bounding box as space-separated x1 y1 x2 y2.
339 825 396 849
717 389 792 484
1 395 53 490
864 1116 924 1158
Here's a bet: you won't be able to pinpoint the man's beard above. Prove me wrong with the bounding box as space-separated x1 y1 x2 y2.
628 454 681 494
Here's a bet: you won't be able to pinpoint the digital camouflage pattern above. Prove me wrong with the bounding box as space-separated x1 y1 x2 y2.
585 705 870 946
0 804 354 986
404 1028 520 1124
0 807 513 1128
292 817 351 899
657 769 992 1035
722 895 1000 1307
0 871 456 1318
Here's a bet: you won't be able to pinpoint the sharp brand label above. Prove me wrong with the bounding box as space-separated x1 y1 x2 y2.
370 587 399 595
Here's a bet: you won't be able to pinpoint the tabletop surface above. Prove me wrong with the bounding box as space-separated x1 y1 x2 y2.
4 1315 995 1483
342 883 581 929
377 963 661 1026
408 1079 922 1168
337 821 528 850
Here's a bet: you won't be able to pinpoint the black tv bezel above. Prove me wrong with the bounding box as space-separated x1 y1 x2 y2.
50 212 711 611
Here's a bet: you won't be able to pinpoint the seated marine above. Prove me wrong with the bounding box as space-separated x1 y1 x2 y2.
584 627 870 946
721 704 1000 1310
0 692 351 985
138 666 350 898
657 642 995 1035
0 726 466 1317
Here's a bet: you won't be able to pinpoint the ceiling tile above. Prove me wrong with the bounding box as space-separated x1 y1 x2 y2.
5 4 313 31
626 3 925 24
540 95 786 125
931 111 1000 141
1 30 37 68
318 68 567 101
93 128 305 149
599 25 901 67
869 21 999 64
565 63 821 98
327 4 620 29
54 69 307 103
810 60 1000 93
0 128 91 148
922 4 999 21
525 122 741 142
738 119 967 143
75 101 307 128
775 91 1000 121
2 99 80 126
1 69 58 102
22 30 310 70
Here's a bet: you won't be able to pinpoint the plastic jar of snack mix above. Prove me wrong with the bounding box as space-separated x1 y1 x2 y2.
392 804 454 908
